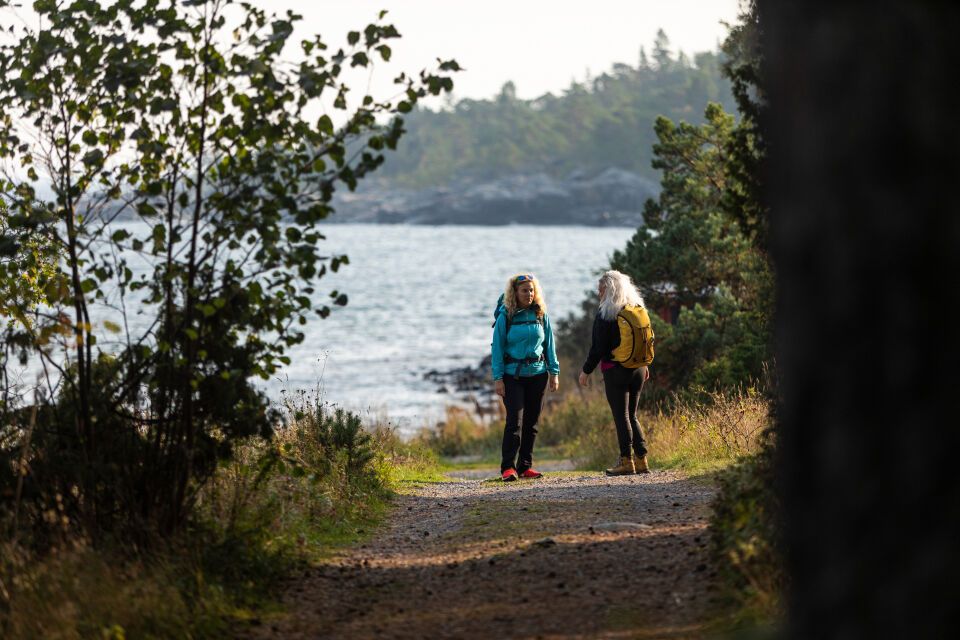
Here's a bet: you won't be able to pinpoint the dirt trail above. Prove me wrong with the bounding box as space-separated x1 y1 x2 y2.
244 468 720 639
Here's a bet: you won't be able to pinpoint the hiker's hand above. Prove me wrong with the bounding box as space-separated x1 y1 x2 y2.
578 371 590 387
494 379 505 398
640 366 650 382
548 374 559 392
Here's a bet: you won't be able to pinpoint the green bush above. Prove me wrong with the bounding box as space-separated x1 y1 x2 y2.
709 439 783 626
197 393 389 562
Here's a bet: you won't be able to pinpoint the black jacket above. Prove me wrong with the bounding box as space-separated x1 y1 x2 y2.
582 312 622 375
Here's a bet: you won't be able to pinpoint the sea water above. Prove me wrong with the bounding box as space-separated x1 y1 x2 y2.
9 223 635 436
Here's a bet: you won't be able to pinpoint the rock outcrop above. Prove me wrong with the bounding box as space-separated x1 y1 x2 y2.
331 168 657 226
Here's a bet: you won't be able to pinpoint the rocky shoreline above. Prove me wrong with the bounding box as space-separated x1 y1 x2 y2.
423 354 493 396
422 354 504 419
100 167 656 227
331 168 657 226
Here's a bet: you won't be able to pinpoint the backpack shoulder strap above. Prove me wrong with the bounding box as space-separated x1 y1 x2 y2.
531 305 545 326
491 293 506 328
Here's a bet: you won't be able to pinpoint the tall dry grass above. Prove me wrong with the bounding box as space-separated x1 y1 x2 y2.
412 406 501 458
558 386 768 472
417 385 769 474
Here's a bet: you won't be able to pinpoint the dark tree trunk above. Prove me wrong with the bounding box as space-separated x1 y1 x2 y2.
764 2 960 637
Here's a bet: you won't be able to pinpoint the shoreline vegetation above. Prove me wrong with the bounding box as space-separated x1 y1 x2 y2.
1 383 779 638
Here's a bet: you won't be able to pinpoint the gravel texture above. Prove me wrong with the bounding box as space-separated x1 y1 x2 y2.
243 468 720 639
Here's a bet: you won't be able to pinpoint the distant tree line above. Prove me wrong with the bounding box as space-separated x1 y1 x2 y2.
376 30 737 187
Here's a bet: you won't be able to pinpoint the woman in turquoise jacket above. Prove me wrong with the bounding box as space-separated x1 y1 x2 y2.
491 273 560 481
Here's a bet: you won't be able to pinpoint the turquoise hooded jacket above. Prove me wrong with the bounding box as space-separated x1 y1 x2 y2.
491 306 560 380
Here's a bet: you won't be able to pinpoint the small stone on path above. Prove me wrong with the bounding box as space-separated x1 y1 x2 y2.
589 521 654 532
532 536 557 547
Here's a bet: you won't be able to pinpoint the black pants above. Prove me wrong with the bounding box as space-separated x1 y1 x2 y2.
500 372 548 473
602 365 648 458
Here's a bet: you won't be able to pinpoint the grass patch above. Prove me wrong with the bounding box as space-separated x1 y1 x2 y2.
438 455 501 470
709 442 783 633
373 430 447 489
0 398 445 639
437 445 568 472
651 455 739 477
604 605 712 639
453 500 554 542
385 464 448 486
0 541 232 639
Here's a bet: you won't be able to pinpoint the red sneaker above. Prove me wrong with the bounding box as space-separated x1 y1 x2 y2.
501 468 518 482
518 469 543 479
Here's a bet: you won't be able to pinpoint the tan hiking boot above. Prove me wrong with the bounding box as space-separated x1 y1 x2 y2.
634 454 651 474
605 455 636 476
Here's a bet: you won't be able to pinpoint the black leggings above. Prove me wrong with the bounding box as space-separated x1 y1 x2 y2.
602 365 648 458
500 372 548 472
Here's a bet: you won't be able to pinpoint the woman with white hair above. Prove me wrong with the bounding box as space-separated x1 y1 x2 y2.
491 273 560 481
578 270 653 476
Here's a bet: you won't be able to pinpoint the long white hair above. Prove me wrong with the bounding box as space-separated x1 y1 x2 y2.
598 270 645 321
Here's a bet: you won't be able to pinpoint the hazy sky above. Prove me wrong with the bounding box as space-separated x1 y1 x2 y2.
269 0 743 103
2 0 742 109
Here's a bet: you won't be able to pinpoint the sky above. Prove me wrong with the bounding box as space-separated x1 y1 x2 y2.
268 0 743 104
1 0 743 113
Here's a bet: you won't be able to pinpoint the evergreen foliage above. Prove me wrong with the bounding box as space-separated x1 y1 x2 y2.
610 103 772 391
720 0 766 250
376 29 736 187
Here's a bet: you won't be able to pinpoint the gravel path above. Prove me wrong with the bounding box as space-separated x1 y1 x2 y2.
244 468 720 639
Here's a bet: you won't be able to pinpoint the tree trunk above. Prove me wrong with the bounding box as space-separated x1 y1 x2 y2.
764 1 960 636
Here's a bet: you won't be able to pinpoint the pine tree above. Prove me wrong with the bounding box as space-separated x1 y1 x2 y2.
609 104 771 391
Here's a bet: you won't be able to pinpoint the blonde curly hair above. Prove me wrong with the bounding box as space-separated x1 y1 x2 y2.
503 273 547 320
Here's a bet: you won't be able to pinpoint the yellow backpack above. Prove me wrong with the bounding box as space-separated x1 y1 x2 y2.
610 305 655 368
